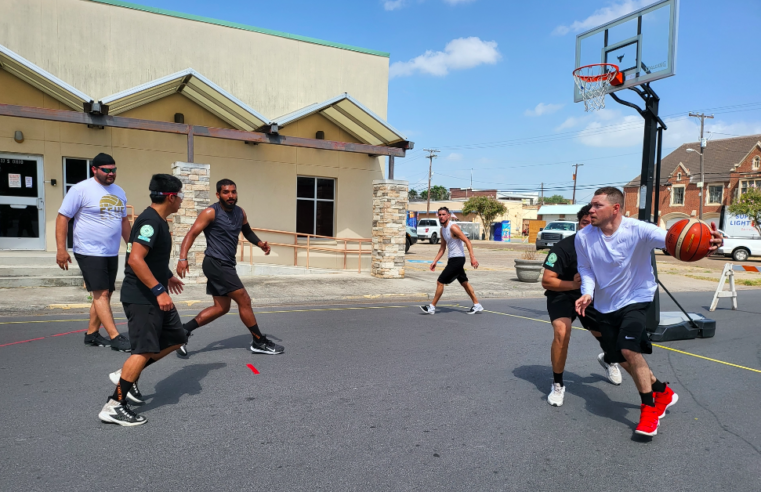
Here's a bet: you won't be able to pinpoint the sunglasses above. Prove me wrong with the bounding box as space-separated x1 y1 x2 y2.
98 167 117 174
153 191 184 199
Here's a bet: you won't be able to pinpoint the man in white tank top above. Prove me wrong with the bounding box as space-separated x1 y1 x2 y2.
420 207 483 314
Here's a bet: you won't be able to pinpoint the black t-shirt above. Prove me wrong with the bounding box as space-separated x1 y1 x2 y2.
120 207 173 305
543 233 581 297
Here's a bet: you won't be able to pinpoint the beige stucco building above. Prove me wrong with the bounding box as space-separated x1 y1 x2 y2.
0 0 410 270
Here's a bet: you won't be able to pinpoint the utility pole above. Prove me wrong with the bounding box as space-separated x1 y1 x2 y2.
540 182 544 206
572 163 584 204
424 148 439 216
689 112 714 220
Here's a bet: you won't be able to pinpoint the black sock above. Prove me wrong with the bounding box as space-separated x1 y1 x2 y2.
112 378 134 404
553 372 564 386
603 353 613 365
652 379 666 393
183 318 200 334
640 391 655 407
248 323 264 340
144 358 156 369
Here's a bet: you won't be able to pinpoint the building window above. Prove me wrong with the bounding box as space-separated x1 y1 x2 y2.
707 184 723 204
671 185 685 206
753 156 760 170
296 177 335 236
741 180 761 196
677 172 682 181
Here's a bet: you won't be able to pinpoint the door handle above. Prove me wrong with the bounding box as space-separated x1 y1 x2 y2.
10 204 27 209
37 198 44 210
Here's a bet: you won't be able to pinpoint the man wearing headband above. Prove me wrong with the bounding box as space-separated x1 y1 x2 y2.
56 153 131 352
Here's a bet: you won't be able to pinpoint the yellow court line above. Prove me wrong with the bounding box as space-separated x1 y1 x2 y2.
483 308 761 375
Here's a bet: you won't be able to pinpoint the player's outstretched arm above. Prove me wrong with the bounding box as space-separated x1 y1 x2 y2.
128 242 174 311
177 207 215 277
241 208 270 255
708 221 724 254
452 224 479 269
542 269 580 292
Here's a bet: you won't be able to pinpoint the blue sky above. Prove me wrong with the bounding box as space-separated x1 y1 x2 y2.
132 0 761 203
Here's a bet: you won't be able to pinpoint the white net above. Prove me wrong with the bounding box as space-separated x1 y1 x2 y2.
573 65 618 112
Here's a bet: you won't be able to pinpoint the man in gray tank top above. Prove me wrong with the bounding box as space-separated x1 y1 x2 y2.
420 207 483 315
175 179 284 356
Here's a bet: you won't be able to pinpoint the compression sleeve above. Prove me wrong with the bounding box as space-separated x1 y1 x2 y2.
241 223 261 245
575 233 595 299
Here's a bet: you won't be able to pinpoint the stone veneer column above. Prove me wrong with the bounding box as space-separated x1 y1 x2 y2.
171 162 211 284
371 179 409 279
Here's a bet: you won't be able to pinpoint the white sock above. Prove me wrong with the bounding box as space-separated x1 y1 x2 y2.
429 304 436 310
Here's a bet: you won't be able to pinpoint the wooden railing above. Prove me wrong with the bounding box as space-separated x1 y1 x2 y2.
238 228 372 273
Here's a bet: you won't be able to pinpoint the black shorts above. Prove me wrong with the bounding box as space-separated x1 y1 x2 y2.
438 257 469 285
123 303 187 354
202 255 245 297
596 302 654 363
74 253 118 292
546 291 600 332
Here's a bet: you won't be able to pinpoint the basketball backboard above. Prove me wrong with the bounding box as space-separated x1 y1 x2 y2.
574 0 679 103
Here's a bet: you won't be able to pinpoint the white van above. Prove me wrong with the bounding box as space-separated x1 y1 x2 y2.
417 218 441 244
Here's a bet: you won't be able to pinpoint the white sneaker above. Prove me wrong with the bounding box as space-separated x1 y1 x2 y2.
420 304 435 315
547 383 565 407
108 368 144 404
98 398 147 426
109 369 121 385
467 303 484 314
598 353 623 385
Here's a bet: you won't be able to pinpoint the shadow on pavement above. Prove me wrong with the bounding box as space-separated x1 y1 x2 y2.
513 364 639 429
139 362 226 412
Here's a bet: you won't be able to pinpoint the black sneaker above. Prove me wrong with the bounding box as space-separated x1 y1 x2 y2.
176 330 191 357
467 304 484 314
109 334 132 353
84 332 111 347
98 398 147 426
420 305 435 315
109 370 145 404
250 336 284 355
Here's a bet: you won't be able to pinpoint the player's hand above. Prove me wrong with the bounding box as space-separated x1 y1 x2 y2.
471 258 479 269
56 250 71 270
168 276 184 295
573 273 582 289
260 241 271 256
707 221 723 255
157 292 174 312
177 260 189 278
429 261 436 272
575 294 592 317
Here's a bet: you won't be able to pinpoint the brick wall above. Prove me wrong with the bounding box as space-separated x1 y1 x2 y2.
449 188 497 199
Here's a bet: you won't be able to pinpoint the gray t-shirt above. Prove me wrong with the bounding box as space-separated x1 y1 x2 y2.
58 177 127 256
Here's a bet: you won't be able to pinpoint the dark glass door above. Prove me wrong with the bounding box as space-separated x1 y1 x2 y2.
0 155 45 250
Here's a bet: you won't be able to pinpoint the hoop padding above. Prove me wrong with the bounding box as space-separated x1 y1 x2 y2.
573 64 619 112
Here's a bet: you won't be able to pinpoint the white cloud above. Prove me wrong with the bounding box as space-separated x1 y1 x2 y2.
383 0 406 11
525 102 565 117
445 153 464 161
390 37 501 78
553 0 651 36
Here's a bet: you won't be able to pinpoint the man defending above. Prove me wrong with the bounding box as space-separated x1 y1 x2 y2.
176 179 284 356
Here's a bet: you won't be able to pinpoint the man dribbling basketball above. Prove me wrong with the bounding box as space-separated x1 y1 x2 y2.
575 187 723 437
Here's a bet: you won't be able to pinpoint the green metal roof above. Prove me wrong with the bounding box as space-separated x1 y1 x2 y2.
89 0 390 58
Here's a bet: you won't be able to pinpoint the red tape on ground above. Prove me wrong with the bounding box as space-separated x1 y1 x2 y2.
246 363 259 374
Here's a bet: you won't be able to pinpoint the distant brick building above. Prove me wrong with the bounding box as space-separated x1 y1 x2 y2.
623 134 761 228
449 188 498 199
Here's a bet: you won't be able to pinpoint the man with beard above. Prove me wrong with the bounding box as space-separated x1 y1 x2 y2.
175 179 284 356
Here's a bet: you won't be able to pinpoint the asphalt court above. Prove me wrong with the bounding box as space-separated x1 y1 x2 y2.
1 292 760 491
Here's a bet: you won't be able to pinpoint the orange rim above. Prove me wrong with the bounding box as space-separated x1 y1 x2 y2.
573 63 620 83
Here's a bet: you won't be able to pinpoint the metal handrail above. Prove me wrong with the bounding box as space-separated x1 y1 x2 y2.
238 227 371 273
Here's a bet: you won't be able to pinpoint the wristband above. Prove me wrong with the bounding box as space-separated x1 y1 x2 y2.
151 283 166 297
178 259 188 262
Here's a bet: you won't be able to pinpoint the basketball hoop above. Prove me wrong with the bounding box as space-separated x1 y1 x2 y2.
573 63 624 112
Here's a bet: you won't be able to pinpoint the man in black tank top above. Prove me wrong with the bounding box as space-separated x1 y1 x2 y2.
176 179 284 356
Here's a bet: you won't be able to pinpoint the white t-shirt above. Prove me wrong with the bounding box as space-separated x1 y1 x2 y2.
58 178 128 256
575 217 666 314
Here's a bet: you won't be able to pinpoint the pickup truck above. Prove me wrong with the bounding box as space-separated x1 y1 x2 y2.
716 236 761 262
416 218 441 244
535 221 578 250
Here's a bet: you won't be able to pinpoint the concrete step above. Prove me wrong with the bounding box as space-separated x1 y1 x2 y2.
0 265 82 277
0 276 85 288
0 254 57 266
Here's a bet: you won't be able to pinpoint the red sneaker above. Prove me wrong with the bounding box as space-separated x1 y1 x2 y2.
634 404 660 436
654 384 679 419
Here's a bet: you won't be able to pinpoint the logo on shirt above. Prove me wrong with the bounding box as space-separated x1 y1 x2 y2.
140 225 154 238
546 253 557 267
99 195 125 220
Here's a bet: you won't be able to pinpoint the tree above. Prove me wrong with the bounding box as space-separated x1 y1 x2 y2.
543 194 569 204
408 188 419 200
729 187 761 236
420 185 450 201
462 196 507 239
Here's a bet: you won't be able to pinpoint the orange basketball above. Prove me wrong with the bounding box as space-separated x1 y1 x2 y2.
665 219 712 262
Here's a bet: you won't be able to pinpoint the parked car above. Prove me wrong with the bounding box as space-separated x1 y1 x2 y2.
417 218 441 244
716 235 761 262
535 221 578 250
406 225 418 253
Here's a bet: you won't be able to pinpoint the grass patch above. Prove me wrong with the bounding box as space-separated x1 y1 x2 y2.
684 274 718 282
737 278 761 287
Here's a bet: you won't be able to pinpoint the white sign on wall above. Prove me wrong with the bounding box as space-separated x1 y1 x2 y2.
8 173 21 188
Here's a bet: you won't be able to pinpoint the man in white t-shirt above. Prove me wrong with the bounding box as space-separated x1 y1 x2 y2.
56 153 131 352
575 187 722 437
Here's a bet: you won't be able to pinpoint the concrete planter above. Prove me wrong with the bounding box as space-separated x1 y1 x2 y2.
514 259 545 283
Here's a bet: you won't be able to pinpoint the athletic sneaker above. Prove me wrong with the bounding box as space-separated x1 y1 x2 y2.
467 304 484 314
634 404 660 436
597 353 623 385
547 383 565 407
84 332 111 348
109 369 145 404
420 305 435 315
654 384 678 419
250 336 284 355
176 330 192 357
109 334 132 353
98 398 147 426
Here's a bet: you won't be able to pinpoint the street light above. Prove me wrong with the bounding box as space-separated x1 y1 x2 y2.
686 148 705 219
